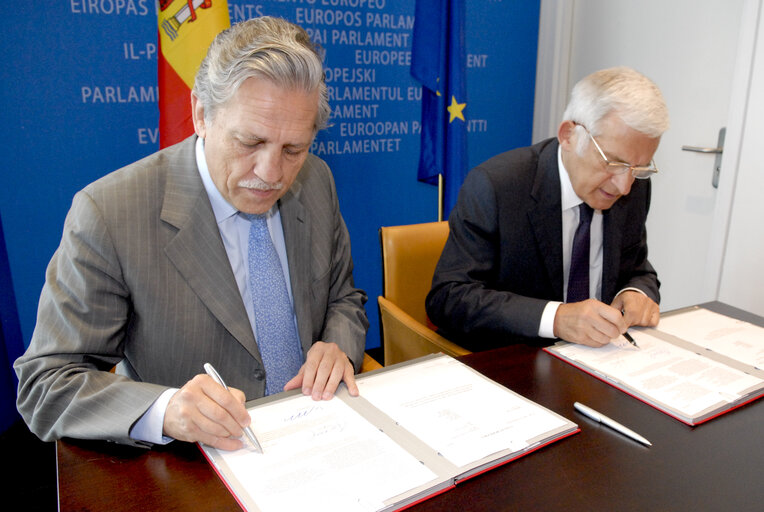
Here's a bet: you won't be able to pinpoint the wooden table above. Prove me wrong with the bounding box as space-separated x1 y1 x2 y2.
57 303 764 511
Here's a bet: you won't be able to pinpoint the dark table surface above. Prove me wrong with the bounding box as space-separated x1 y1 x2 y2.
57 302 764 511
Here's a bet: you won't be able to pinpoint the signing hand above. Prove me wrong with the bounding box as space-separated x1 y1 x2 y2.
611 290 660 327
553 299 628 347
284 341 358 401
163 374 250 451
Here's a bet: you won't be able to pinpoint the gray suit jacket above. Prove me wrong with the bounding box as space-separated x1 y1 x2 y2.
426 138 659 351
15 136 368 445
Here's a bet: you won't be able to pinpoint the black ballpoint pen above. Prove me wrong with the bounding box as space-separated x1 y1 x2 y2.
620 309 639 348
622 330 639 348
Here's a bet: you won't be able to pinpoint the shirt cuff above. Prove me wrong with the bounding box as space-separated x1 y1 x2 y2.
130 388 179 445
538 301 562 338
614 287 647 299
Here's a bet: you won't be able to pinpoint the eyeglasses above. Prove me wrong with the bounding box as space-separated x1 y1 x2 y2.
578 124 658 179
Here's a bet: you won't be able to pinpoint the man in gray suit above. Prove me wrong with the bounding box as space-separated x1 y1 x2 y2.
15 17 368 451
427 67 668 351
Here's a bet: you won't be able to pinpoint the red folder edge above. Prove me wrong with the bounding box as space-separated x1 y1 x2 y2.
393 427 580 511
198 426 581 512
198 445 251 511
543 347 764 426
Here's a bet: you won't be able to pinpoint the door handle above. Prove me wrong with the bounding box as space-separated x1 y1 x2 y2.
681 127 725 188
681 145 722 153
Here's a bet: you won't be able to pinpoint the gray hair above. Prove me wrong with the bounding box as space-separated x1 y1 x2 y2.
193 16 330 132
562 67 669 154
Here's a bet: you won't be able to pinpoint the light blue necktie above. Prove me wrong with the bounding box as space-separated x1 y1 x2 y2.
246 214 303 395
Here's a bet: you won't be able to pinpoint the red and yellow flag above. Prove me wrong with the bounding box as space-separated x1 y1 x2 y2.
158 0 230 148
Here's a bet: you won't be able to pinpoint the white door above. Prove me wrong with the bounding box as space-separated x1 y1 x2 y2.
535 0 757 313
716 3 764 315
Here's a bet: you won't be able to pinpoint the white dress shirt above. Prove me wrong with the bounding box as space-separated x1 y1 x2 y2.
537 147 604 338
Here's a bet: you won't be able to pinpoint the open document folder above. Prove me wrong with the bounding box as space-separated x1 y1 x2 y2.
200 353 579 512
546 306 764 426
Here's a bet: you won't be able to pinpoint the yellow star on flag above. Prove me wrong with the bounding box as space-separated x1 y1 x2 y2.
447 95 466 123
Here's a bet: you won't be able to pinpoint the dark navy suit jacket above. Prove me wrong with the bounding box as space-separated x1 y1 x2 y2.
426 138 659 351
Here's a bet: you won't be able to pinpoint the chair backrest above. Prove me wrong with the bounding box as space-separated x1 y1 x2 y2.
379 221 449 326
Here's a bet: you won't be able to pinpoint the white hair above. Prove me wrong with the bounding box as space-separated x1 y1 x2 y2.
562 67 669 154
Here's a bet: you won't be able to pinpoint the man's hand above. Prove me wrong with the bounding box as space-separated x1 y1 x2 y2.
553 299 628 347
284 341 357 400
611 290 660 327
163 374 250 451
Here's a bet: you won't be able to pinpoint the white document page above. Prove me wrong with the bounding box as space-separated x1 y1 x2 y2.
216 395 437 512
556 331 764 417
657 309 764 369
357 356 568 468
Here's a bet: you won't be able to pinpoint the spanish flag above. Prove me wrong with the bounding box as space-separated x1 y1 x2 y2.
158 0 230 148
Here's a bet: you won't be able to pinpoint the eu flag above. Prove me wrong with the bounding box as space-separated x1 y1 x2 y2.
1 213 23 432
411 0 467 219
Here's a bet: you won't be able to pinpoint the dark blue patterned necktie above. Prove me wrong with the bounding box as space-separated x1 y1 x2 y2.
246 214 303 395
567 203 594 303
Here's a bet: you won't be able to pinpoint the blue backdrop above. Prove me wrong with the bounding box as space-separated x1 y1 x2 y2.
0 1 539 364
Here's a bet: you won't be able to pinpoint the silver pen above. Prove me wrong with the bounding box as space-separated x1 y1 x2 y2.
203 363 263 452
574 402 652 447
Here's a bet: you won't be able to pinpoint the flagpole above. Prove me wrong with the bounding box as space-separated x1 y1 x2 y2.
412 0 467 224
438 174 444 221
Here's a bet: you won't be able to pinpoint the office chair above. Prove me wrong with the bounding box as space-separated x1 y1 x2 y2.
378 221 470 365
360 352 382 372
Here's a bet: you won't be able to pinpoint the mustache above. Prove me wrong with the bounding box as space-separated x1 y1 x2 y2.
237 176 284 191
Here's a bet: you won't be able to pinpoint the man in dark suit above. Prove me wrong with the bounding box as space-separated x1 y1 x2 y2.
426 67 668 351
15 17 368 450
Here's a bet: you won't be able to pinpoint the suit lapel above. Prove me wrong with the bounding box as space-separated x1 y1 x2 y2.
278 178 314 354
160 136 259 358
527 141 565 300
